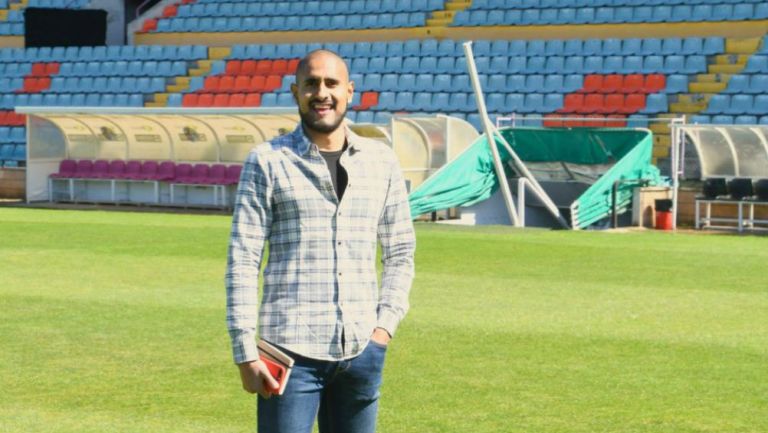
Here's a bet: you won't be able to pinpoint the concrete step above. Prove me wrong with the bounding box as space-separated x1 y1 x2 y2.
725 37 761 54
676 94 712 104
650 122 671 134
689 82 727 93
208 47 231 60
431 10 455 19
446 0 471 11
653 145 670 158
695 73 731 83
712 54 750 65
152 93 169 104
426 17 452 26
708 63 745 74
145 101 166 108
669 102 707 113
166 84 187 93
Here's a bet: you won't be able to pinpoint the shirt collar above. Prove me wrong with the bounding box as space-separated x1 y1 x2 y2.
290 123 362 157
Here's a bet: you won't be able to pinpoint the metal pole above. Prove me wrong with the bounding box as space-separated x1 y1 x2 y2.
462 41 520 227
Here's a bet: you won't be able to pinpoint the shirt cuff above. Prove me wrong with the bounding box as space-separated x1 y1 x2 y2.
376 308 401 338
231 330 260 365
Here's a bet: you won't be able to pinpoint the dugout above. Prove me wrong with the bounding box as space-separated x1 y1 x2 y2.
21 107 300 206
408 127 664 229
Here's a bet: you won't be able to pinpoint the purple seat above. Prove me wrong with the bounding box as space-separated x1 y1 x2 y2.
224 165 242 185
139 161 159 180
184 164 210 184
107 160 126 179
155 161 175 181
72 160 93 178
122 161 143 180
174 163 192 183
50 159 77 178
207 164 227 184
89 160 110 179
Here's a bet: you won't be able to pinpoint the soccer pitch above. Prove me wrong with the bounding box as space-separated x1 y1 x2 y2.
1 208 766 433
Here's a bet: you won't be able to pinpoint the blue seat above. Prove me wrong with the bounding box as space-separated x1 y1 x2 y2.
603 56 622 74
413 74 431 92
394 92 414 111
704 94 729 114
661 38 683 55
744 55 767 73
451 74 470 91
527 57 545 74
724 74 748 94
434 74 451 92
542 74 564 93
670 5 693 22
725 95 752 115
380 74 398 91
632 6 653 23
398 74 416 92
665 75 689 93
574 7 595 24
167 93 182 107
692 5 713 21
419 57 437 73
685 56 707 74
595 7 613 23
504 94 525 113
376 92 395 111
539 8 558 24
583 56 603 74
663 56 685 74
711 115 734 124
641 39 662 55
527 40 545 56
681 38 703 55
436 57 454 74
750 95 768 115
689 115 710 124
544 94 563 112
556 8 575 24
582 39 601 56
602 39 622 56
521 94 544 113
11 144 25 161
261 93 278 107
545 40 564 56
641 94 668 114
755 3 768 20
385 57 403 73
486 93 505 112
563 39 582 56
563 56 583 74
732 4 753 21
734 115 757 125
520 9 540 25
643 56 665 73
488 40 509 56
401 57 419 74
749 75 768 94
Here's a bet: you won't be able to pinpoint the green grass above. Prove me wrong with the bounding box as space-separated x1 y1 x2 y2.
1 208 766 433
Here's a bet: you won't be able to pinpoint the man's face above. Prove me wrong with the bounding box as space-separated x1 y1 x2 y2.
291 54 354 134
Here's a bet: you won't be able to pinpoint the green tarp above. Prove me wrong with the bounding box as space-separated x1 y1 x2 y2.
408 127 664 229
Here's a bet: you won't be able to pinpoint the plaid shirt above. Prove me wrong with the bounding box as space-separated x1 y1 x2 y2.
226 124 416 363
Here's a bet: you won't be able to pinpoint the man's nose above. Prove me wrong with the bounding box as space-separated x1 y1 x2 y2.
315 82 330 99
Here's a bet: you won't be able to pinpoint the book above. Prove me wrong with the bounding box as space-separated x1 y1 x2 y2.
257 339 295 396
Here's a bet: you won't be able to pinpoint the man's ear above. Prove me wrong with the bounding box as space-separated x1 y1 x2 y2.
347 80 355 104
290 83 299 104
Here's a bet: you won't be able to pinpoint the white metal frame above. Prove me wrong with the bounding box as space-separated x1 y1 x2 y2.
695 199 768 232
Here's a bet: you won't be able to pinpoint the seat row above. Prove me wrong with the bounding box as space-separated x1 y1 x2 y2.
453 3 766 26
173 0 443 17
55 61 188 78
0 23 24 36
742 56 768 74
703 95 768 115
0 144 25 163
50 159 242 186
193 74 287 94
690 114 768 125
0 93 145 109
724 75 768 94
222 59 299 76
151 13 428 32
0 111 26 126
344 55 707 75
226 37 726 60
471 0 764 8
0 45 209 63
699 177 768 201
557 93 656 114
47 76 167 94
0 126 26 142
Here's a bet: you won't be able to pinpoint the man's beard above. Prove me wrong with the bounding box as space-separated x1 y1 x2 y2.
299 100 347 134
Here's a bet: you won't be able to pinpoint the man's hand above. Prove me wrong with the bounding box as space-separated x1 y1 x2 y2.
238 360 280 399
371 327 391 346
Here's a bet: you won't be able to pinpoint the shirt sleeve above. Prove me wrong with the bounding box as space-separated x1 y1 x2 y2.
225 151 272 364
376 153 416 337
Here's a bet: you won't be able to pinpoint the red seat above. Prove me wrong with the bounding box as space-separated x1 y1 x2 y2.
139 161 159 180
162 4 178 18
31 63 47 77
207 164 227 184
45 63 60 75
249 76 266 92
37 77 51 91
355 91 378 110
203 75 220 92
584 115 605 127
255 60 273 76
224 165 242 185
605 115 627 127
6 112 25 126
581 94 604 114
264 75 282 92
563 114 584 128
603 94 625 114
20 78 38 93
197 93 214 106
122 161 143 180
87 160 110 179
272 59 288 75
73 160 94 178
623 94 646 113
557 94 584 113
156 161 175 181
107 160 126 179
225 60 241 76
601 75 623 94
182 93 199 107
141 19 158 33
643 74 666 93
233 75 251 93
229 93 246 106
219 75 235 93
287 59 299 74
240 60 257 75
244 93 261 106
183 164 209 184
580 75 603 93
212 93 230 107
621 74 644 94
542 114 564 128
174 163 192 182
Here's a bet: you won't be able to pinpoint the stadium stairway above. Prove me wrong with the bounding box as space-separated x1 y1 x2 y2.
650 36 763 161
146 45 231 107
427 0 471 27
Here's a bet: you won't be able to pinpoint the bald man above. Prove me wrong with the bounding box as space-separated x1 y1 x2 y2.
225 50 416 433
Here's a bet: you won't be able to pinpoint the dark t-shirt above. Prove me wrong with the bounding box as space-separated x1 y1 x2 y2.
319 144 348 201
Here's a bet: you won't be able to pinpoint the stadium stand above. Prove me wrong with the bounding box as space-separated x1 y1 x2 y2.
0 0 89 35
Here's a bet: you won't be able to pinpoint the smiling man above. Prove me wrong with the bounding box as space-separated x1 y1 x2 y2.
225 50 416 433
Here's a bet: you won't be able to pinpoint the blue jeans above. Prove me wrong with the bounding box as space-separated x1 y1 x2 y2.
257 340 388 433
